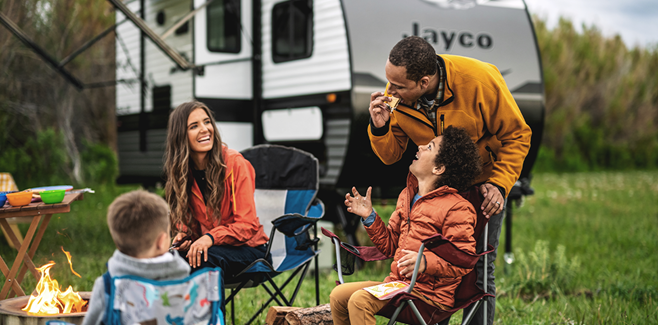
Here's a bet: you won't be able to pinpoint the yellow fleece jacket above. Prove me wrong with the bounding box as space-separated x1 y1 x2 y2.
368 54 532 196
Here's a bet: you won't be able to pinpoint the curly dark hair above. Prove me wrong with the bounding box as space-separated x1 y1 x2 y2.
389 36 437 82
433 126 482 192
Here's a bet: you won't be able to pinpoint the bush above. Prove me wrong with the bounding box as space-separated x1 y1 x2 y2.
0 128 118 188
500 240 580 299
533 16 658 172
81 140 118 185
0 128 71 188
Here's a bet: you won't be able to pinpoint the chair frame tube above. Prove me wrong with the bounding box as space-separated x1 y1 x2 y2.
332 237 345 284
462 299 482 325
407 243 426 292
387 300 406 325
387 243 428 325
314 223 320 305
242 263 311 325
482 222 489 325
407 300 428 325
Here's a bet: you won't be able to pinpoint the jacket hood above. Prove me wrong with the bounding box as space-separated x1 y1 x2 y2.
107 250 191 280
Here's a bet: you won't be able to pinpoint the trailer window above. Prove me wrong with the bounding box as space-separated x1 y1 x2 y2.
272 0 313 63
207 0 241 53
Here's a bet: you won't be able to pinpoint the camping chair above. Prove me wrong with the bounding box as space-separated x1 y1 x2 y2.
224 144 324 325
103 267 225 325
43 267 225 325
323 187 494 325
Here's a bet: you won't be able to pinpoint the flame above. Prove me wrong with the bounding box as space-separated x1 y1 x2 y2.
22 261 87 315
61 247 81 278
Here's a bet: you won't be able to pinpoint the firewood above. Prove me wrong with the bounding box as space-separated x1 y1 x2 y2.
265 306 301 325
284 304 333 325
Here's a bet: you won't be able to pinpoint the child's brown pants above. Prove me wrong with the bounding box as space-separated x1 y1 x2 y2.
329 281 448 325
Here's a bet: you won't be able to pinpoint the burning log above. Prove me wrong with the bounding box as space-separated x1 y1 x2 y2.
0 252 90 325
22 262 87 315
0 292 90 325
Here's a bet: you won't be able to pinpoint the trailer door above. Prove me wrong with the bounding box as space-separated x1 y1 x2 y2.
194 0 253 99
194 0 254 151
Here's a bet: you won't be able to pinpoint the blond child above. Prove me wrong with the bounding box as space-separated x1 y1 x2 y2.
82 190 191 325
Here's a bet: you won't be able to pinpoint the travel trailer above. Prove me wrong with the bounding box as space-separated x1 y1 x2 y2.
114 0 544 242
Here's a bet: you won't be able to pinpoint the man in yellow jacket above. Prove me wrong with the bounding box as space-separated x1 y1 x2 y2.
367 36 532 325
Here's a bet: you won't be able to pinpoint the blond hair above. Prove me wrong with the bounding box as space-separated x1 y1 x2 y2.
107 190 170 257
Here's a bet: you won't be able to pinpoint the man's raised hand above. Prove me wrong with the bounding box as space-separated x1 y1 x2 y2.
345 186 373 219
369 91 392 128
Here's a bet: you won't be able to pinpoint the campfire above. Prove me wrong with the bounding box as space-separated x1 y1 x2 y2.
21 248 87 315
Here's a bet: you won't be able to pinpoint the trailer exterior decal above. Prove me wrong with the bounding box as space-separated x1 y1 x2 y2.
404 23 493 51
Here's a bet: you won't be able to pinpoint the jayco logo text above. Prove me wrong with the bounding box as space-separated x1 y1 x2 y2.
404 22 493 51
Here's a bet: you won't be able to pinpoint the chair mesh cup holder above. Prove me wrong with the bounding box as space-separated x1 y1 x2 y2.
333 242 359 276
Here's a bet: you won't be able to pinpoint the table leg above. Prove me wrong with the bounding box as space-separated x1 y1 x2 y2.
16 214 52 285
0 255 24 297
0 216 41 300
0 220 40 280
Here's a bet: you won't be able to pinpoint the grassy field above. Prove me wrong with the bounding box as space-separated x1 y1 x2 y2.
1 172 657 324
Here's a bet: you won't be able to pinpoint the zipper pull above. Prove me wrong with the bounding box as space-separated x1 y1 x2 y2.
485 146 498 162
440 114 445 135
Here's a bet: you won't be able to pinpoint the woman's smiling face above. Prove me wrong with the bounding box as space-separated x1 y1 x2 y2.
187 108 214 154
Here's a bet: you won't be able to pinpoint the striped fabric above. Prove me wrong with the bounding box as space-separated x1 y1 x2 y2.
247 189 322 273
238 144 324 275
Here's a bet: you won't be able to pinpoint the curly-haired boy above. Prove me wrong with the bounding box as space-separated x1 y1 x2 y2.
330 126 482 325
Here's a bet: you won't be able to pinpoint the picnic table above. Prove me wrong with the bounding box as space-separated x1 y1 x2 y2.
0 192 84 300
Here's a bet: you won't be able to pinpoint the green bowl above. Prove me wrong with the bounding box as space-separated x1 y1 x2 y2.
40 189 66 204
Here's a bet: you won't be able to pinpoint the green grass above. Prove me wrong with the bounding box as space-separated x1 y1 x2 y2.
2 172 657 324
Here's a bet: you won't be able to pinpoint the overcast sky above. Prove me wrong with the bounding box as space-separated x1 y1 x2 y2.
524 0 658 48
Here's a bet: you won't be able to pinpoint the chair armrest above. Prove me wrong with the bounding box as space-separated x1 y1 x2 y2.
272 213 320 237
422 234 492 269
405 234 493 294
270 198 324 237
322 227 391 284
321 227 389 261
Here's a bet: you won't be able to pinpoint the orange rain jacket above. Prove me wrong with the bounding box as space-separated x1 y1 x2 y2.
368 54 532 196
365 173 477 308
186 146 269 247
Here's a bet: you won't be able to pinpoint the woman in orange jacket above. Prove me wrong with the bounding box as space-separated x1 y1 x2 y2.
330 126 482 325
164 101 269 275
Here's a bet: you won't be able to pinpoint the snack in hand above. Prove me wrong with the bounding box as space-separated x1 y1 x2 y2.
384 82 401 111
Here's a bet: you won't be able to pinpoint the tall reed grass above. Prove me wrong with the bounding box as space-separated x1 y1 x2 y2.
533 17 658 172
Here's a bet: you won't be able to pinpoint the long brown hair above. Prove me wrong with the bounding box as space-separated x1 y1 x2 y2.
164 102 226 235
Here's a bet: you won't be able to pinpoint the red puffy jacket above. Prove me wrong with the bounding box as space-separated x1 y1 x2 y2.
365 173 477 307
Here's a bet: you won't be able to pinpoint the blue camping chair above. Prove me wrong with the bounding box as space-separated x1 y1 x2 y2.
224 145 324 325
